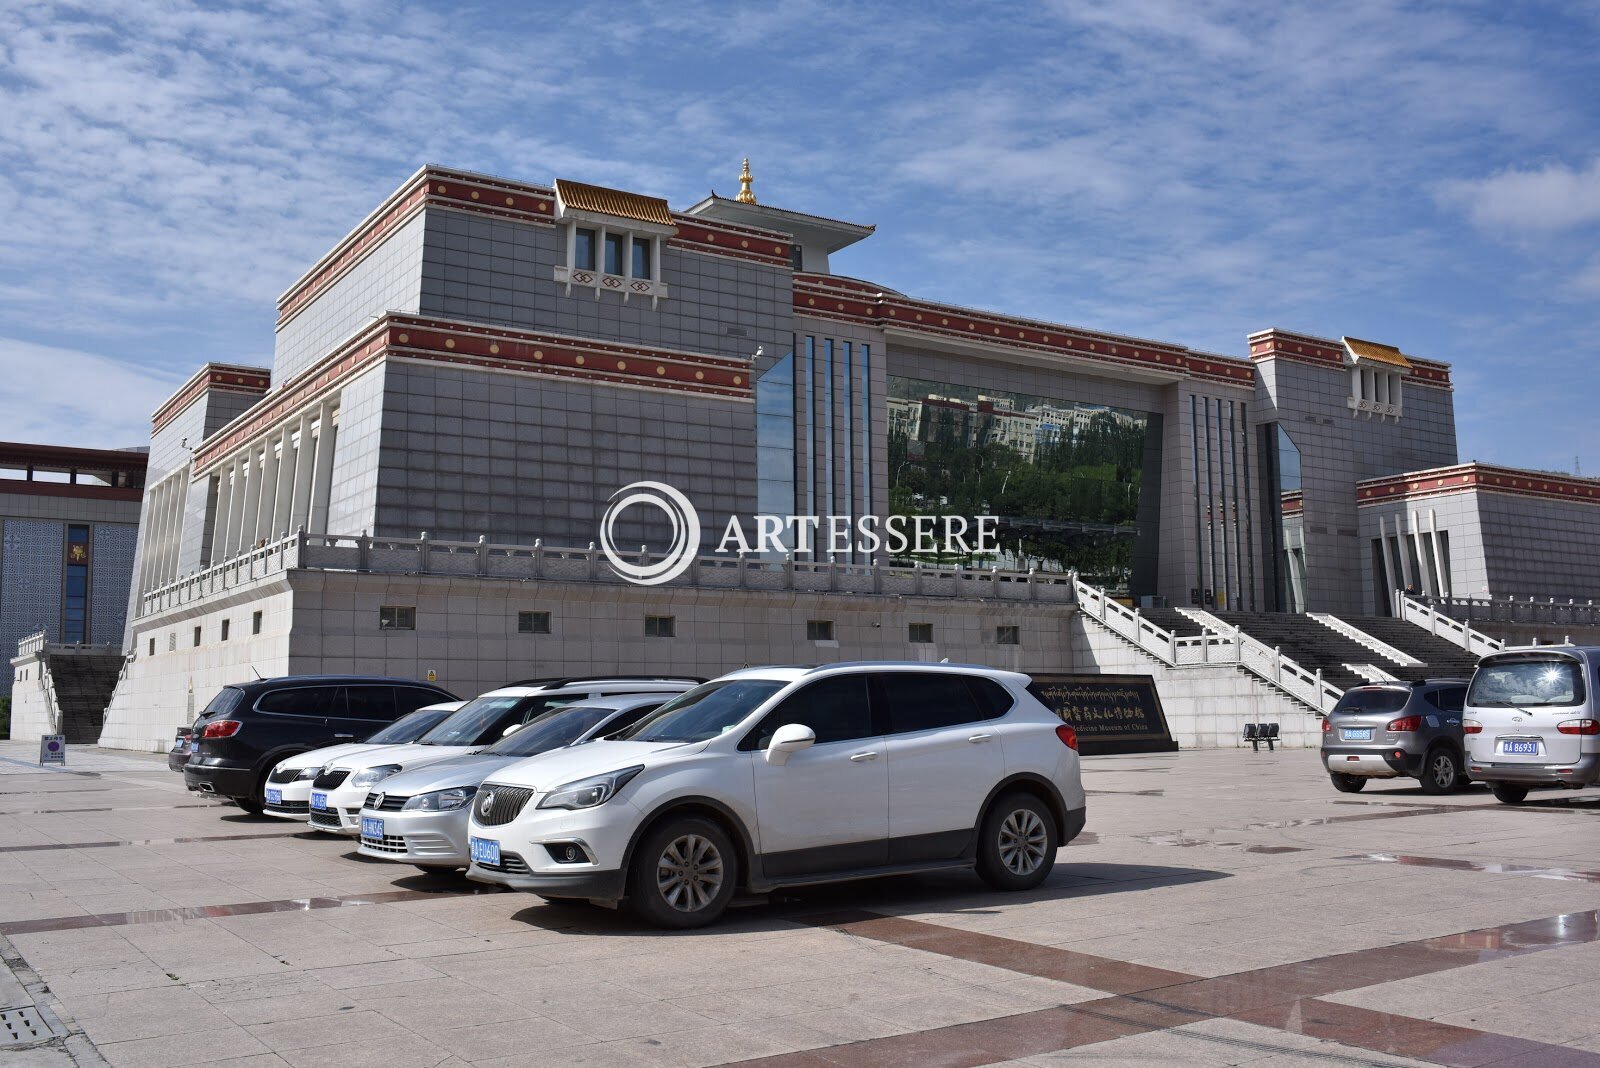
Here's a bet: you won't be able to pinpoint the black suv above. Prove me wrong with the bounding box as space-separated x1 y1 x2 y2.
183 676 457 812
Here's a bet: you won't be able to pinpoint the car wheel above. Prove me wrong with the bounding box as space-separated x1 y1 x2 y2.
1329 773 1366 793
976 792 1057 891
627 816 737 929
1491 783 1529 805
1419 748 1461 796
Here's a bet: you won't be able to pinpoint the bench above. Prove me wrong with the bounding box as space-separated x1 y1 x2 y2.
1243 722 1281 752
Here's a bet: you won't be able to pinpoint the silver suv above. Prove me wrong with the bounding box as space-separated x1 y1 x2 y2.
1320 679 1470 794
1465 646 1600 804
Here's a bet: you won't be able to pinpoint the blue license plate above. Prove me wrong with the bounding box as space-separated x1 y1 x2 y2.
1504 741 1539 755
189 740 199 753
361 817 384 840
470 837 501 866
265 789 282 806
1342 728 1374 741
311 791 329 810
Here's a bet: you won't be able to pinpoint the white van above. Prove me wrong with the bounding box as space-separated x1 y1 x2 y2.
1464 646 1600 804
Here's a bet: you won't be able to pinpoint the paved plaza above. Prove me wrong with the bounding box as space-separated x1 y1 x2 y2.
1 740 1597 1067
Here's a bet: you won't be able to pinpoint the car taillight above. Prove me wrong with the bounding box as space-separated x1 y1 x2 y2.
1462 719 1483 734
1055 725 1078 751
1321 717 1332 733
1386 715 1421 733
201 720 242 738
1556 719 1600 735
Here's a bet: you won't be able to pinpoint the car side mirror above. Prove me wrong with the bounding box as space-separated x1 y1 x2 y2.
502 723 523 737
766 723 815 765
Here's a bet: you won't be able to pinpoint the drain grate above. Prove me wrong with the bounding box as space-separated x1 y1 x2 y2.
0 1005 63 1046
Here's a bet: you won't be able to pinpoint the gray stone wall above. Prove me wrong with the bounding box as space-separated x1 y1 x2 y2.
273 213 425 385
372 359 757 550
420 209 792 364
324 363 388 540
1255 355 1457 614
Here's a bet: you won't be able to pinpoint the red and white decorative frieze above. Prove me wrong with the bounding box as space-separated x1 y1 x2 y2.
1248 328 1452 389
194 314 752 477
1357 463 1600 507
795 274 1257 388
151 363 271 434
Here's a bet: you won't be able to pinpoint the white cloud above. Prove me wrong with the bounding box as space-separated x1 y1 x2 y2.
1438 158 1600 235
0 337 185 449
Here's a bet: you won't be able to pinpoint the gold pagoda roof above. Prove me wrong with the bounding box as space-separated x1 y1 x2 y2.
1343 336 1413 370
554 179 675 227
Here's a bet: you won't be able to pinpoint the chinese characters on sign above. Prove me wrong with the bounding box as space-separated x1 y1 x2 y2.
38 734 67 765
1029 674 1178 755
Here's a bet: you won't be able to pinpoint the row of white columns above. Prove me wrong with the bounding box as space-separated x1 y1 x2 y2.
1377 508 1450 598
207 400 339 565
137 469 191 595
1350 365 1404 411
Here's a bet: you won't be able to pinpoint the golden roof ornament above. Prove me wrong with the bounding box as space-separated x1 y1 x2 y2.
736 157 757 204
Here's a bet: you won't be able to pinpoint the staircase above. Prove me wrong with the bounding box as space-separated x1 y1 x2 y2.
1210 613 1378 692
1341 616 1483 680
41 650 125 742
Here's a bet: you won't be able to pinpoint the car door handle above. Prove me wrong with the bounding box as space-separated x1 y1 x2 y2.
849 752 879 762
968 733 994 743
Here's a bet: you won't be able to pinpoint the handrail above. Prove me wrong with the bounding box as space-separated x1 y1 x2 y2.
137 530 1078 618
1309 613 1422 666
1417 593 1600 628
1399 595 1504 657
1074 581 1342 714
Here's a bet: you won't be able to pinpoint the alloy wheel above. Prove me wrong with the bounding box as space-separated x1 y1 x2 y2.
998 808 1048 876
656 833 724 912
1431 753 1455 790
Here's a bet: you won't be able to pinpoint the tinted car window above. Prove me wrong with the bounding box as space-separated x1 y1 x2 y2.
741 676 875 751
1332 689 1409 715
198 687 244 722
343 686 397 721
483 705 618 757
395 687 447 715
363 707 452 744
966 677 1014 719
1424 688 1466 713
419 695 585 746
619 680 786 743
880 673 985 734
256 686 342 717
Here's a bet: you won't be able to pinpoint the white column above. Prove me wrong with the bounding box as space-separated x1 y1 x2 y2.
209 468 233 566
287 412 317 533
1350 365 1362 400
1362 367 1375 404
1409 508 1432 596
272 428 297 540
1375 513 1393 604
237 453 263 555
1375 371 1389 406
1394 511 1415 592
1428 508 1448 597
307 402 339 534
224 458 248 559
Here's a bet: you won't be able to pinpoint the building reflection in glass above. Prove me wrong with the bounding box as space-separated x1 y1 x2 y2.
886 376 1157 594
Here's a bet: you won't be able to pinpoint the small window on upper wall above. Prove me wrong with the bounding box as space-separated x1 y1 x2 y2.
574 228 597 271
806 620 834 642
604 232 625 275
147 638 155 657
252 611 262 635
631 237 652 279
221 619 231 642
518 611 551 634
909 622 934 644
168 633 176 652
645 615 676 638
380 606 416 631
192 626 202 648
996 625 1020 646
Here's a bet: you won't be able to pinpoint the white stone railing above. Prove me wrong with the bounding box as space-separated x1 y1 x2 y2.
1418 593 1600 629
16 629 47 658
1400 595 1504 657
1076 582 1343 714
138 531 1077 618
1310 613 1422 665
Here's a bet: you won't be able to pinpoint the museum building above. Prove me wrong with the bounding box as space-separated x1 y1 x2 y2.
74 162 1600 753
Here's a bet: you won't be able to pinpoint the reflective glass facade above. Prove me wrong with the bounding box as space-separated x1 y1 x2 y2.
887 376 1157 592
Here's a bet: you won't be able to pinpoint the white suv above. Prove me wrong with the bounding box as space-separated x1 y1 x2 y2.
307 676 699 833
1465 646 1600 803
465 663 1087 928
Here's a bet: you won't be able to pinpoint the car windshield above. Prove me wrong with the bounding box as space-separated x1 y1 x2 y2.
615 680 787 744
483 705 620 757
1468 659 1586 708
363 707 452 744
1333 689 1409 715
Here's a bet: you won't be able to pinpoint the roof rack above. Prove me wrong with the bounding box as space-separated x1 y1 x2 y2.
1411 677 1472 686
500 674 707 689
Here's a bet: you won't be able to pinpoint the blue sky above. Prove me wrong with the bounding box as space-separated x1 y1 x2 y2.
2 0 1598 473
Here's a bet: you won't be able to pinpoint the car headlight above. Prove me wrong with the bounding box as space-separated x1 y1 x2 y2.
536 766 644 810
402 786 478 812
349 764 402 788
295 766 321 781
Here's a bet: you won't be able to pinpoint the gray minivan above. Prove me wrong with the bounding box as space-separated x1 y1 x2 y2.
1464 646 1600 804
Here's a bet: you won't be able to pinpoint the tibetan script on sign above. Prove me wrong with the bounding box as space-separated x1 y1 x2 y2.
1029 674 1177 755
